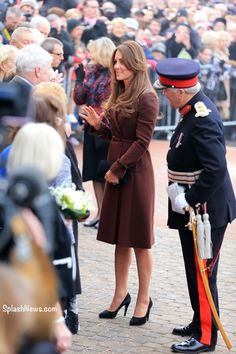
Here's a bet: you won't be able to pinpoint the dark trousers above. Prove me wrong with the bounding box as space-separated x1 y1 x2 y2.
178 225 227 346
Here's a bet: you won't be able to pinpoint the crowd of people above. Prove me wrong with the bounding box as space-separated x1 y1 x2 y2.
0 0 236 354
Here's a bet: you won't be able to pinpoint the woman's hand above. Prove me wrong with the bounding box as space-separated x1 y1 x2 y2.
105 170 119 185
54 320 72 353
54 302 72 353
80 106 103 130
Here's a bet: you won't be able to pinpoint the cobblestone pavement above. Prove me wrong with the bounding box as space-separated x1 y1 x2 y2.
68 140 236 354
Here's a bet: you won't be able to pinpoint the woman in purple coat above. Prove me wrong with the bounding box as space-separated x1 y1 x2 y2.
80 41 159 326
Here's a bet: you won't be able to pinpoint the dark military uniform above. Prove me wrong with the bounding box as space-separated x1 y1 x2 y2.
167 89 236 347
155 58 236 351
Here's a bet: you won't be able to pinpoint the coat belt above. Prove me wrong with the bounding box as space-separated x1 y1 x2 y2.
168 168 203 185
112 136 135 143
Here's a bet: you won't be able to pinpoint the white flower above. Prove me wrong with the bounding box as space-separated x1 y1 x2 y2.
49 183 94 218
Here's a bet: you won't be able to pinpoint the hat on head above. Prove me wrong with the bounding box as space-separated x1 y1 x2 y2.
67 18 83 33
124 17 139 31
176 8 188 17
151 42 166 55
154 58 200 90
20 0 38 9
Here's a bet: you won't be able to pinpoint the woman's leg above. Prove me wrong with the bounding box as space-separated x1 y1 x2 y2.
108 246 132 311
133 248 152 317
93 181 105 218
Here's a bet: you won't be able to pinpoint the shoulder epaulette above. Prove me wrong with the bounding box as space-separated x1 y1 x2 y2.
194 102 211 117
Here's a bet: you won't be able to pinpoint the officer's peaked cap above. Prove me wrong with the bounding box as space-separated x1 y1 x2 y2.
154 58 200 90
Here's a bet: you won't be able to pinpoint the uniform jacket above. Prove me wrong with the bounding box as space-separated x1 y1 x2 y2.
167 90 236 229
93 91 159 249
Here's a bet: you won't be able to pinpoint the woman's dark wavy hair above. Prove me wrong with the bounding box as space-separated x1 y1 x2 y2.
105 40 156 117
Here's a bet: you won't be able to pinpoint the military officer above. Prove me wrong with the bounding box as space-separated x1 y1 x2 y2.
154 58 236 353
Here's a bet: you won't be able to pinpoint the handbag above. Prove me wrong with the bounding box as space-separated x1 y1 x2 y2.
97 160 130 185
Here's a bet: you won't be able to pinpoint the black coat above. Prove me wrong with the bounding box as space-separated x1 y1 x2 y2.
167 90 236 229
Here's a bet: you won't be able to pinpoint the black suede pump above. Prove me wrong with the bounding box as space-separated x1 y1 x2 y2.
129 298 153 326
99 293 131 319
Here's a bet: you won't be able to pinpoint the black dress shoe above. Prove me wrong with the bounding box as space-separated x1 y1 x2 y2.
65 311 80 334
129 298 153 326
172 322 196 336
171 338 215 353
99 293 131 319
83 217 99 228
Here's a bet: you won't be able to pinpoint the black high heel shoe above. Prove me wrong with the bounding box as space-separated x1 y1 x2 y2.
99 293 131 319
129 298 153 326
83 217 99 228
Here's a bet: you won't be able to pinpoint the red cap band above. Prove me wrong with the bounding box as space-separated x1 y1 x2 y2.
159 75 198 88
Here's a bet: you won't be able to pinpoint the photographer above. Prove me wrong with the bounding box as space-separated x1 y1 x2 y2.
19 0 38 22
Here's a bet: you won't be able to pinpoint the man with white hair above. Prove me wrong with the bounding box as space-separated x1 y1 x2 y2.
11 44 52 87
31 15 51 39
10 27 34 49
154 58 236 353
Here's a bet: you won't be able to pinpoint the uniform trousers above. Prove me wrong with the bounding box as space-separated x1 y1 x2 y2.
178 225 227 346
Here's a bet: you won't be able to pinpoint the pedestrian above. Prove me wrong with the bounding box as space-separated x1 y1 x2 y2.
80 40 159 326
154 58 236 353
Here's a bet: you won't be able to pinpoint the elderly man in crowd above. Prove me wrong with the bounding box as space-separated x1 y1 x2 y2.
41 37 64 70
10 43 52 88
10 26 34 49
30 15 51 38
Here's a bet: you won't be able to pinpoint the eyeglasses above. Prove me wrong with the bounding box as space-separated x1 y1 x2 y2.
51 52 64 57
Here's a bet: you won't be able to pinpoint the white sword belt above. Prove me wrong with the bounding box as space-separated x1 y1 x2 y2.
168 169 203 185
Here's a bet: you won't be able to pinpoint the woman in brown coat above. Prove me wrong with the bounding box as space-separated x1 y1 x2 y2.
80 40 159 326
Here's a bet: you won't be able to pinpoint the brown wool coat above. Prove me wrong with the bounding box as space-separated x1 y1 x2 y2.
95 91 159 249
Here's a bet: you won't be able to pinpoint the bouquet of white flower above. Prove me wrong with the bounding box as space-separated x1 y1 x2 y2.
49 184 93 221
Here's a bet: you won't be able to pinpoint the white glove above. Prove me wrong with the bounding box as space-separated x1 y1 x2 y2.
174 193 188 214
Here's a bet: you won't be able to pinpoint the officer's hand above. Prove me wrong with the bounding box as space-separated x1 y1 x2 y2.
174 193 188 213
75 63 85 83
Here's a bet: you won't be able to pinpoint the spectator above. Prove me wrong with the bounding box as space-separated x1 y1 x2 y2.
212 17 227 32
73 37 115 229
150 42 166 61
109 17 128 46
100 1 116 21
47 13 74 62
67 18 86 52
80 0 108 46
41 37 64 70
214 30 232 120
11 43 52 88
30 15 51 38
0 5 22 44
65 7 82 21
166 23 200 59
10 26 34 48
228 23 236 122
19 0 39 21
124 17 139 41
7 122 72 353
0 45 18 81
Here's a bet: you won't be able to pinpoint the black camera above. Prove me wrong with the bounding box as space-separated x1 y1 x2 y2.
0 82 34 151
